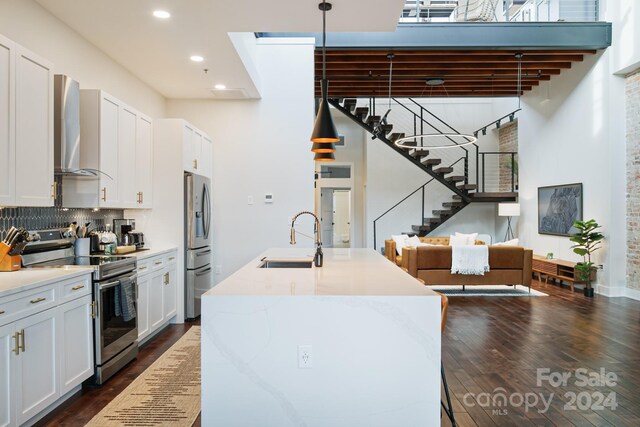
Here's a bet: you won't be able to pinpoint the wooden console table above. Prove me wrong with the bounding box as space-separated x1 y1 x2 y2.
532 254 593 292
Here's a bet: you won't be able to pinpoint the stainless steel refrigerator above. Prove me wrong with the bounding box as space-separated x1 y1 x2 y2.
185 173 212 320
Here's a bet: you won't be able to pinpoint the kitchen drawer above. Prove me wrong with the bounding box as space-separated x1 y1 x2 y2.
150 255 165 272
136 257 154 277
165 252 177 266
59 275 91 303
0 284 56 326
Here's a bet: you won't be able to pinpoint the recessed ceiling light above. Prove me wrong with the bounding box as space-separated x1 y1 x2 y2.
153 10 171 19
214 84 226 90
190 55 204 62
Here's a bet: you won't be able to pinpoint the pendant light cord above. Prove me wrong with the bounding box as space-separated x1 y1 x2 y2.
322 0 327 83
516 53 523 109
388 55 393 112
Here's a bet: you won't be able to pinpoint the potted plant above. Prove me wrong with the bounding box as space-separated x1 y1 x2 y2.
569 219 604 297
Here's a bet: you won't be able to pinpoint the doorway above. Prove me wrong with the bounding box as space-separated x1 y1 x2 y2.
320 188 352 248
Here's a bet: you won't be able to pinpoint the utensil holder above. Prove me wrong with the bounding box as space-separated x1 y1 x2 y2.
75 238 91 256
0 243 21 272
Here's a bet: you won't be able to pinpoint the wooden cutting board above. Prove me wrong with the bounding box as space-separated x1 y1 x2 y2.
115 245 137 254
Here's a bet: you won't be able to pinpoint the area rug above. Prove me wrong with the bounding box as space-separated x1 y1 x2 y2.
428 285 548 297
87 326 201 427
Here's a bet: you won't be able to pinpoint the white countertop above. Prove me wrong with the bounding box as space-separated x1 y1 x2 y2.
205 248 437 297
124 247 177 260
0 268 94 298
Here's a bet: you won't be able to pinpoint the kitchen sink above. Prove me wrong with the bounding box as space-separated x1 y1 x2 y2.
258 259 313 269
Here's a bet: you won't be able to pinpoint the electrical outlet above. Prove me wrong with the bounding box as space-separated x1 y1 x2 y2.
247 196 254 205
298 345 313 369
215 265 222 275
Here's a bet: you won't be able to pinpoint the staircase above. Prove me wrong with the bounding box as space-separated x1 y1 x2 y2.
329 97 517 239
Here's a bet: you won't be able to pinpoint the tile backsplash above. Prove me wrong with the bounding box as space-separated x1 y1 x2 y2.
0 177 124 242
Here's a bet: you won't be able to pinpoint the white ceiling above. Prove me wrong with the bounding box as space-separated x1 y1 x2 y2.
35 0 405 99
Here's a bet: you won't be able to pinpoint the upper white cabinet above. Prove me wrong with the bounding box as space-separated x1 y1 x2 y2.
167 120 212 177
0 34 54 207
136 115 153 208
62 90 152 209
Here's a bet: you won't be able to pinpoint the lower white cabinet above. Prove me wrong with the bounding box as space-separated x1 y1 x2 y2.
136 249 178 344
0 323 15 427
58 295 93 395
0 274 93 427
149 271 165 331
14 309 58 425
137 275 150 342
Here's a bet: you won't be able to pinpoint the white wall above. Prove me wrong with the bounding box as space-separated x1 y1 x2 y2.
167 38 316 283
0 0 166 118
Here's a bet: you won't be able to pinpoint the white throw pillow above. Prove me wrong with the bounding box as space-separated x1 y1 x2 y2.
495 238 519 246
406 235 422 247
455 232 478 245
449 234 470 247
392 235 409 255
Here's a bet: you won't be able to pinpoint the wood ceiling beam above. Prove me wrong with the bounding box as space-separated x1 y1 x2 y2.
318 69 560 77
315 62 571 71
316 54 585 63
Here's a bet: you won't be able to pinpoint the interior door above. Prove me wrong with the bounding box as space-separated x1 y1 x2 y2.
320 189 334 247
332 190 351 248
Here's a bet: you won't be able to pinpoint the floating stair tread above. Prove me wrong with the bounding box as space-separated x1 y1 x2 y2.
381 124 393 134
412 224 432 232
343 99 357 112
424 218 441 224
421 158 441 166
433 210 454 216
469 192 518 202
389 133 406 142
409 148 428 158
442 202 465 208
452 195 463 200
433 167 454 175
366 115 381 125
458 184 478 190
445 175 465 183
354 107 369 118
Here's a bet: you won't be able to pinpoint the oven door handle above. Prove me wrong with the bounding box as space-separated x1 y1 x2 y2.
100 280 121 290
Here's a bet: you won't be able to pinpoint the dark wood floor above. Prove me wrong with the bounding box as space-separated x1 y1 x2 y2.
38 282 640 427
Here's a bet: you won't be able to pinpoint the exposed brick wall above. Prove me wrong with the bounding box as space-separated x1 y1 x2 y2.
498 121 518 192
627 69 640 290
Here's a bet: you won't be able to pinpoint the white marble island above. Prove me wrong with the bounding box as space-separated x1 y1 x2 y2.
202 248 441 426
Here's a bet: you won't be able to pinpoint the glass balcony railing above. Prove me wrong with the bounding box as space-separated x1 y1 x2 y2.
399 0 600 23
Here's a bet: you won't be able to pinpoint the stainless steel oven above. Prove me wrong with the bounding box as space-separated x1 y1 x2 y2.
93 269 138 384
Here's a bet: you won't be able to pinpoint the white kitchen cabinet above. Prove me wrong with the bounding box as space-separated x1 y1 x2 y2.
0 35 15 208
0 323 15 427
163 264 177 321
58 294 93 395
136 114 153 208
149 270 165 331
0 273 93 426
181 121 211 177
62 90 152 209
118 105 138 208
137 274 150 342
14 308 58 425
0 34 53 207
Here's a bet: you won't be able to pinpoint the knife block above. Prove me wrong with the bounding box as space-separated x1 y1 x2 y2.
0 243 21 272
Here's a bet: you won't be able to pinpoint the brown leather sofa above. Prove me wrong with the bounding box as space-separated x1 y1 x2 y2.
403 245 533 290
384 237 484 268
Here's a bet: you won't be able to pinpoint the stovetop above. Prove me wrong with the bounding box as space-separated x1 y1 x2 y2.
30 255 133 268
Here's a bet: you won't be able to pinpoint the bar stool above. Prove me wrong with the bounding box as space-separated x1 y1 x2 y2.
436 291 457 427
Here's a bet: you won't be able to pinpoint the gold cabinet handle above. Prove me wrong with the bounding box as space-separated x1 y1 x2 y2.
0 310 5 315
194 159 198 170
139 265 147 271
13 332 19 355
71 284 85 291
51 182 57 199
154 261 162 266
101 187 107 201
168 257 175 261
163 272 169 285
140 191 144 204
91 301 96 319
19 329 25 352
30 297 46 304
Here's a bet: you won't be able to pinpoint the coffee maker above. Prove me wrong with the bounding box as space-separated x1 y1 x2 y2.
113 219 145 249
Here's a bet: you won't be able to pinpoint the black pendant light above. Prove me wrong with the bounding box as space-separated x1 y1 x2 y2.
310 1 339 147
311 141 335 153
314 151 336 162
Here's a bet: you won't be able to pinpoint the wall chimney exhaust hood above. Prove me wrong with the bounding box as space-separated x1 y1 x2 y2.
54 75 109 178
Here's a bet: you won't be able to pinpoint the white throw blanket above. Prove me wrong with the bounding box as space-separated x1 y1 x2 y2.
451 245 490 275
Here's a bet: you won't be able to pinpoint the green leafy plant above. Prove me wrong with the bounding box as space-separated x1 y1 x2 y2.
569 219 604 291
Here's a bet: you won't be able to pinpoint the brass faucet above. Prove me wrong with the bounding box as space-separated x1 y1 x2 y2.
290 211 323 267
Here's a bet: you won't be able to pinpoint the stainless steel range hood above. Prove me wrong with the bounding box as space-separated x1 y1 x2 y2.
54 75 104 177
